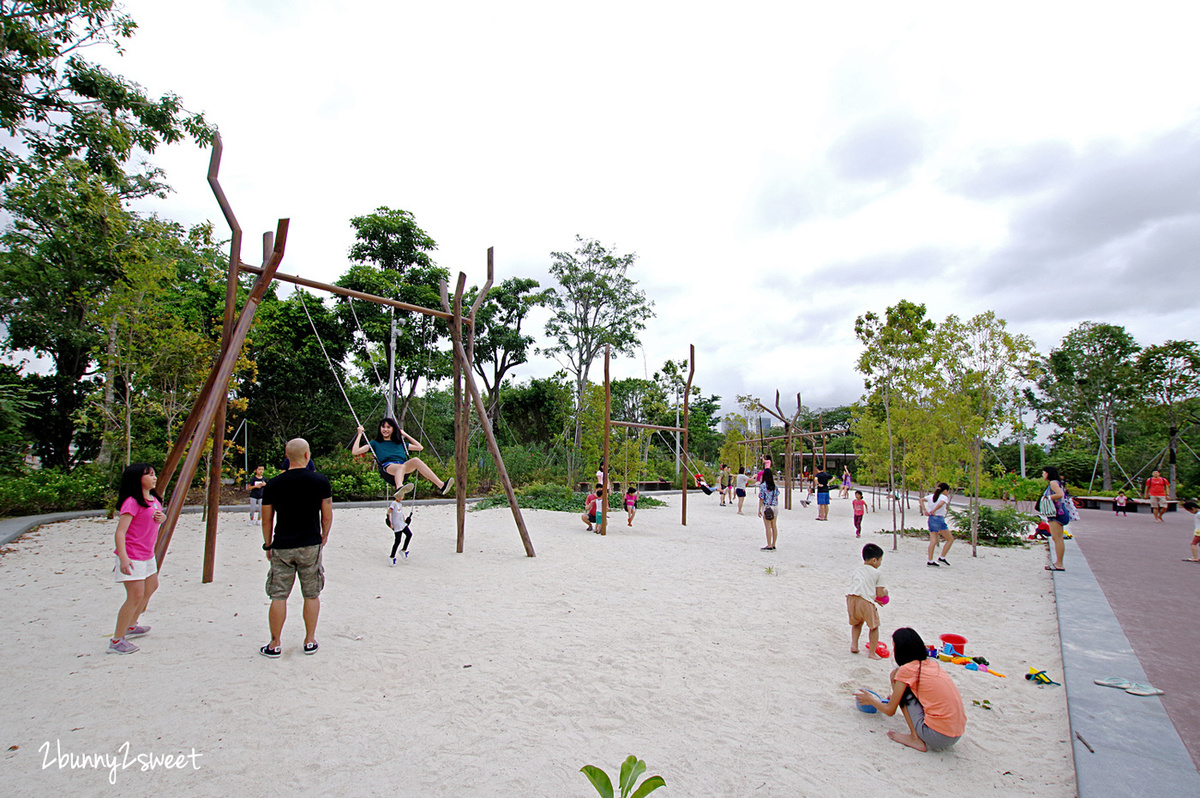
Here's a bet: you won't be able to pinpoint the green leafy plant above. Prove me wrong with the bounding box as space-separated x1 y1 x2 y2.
470 482 667 513
948 504 1037 546
764 566 776 576
581 755 665 798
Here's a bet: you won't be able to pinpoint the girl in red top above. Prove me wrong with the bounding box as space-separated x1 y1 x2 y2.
109 464 167 655
852 490 868 537
855 627 966 751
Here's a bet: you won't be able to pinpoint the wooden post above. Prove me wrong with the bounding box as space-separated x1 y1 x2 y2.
452 274 467 552
461 249 493 552
681 345 694 525
601 346 611 535
155 220 288 569
441 278 535 556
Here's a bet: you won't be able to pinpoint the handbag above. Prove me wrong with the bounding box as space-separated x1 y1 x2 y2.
1037 492 1057 518
764 506 775 520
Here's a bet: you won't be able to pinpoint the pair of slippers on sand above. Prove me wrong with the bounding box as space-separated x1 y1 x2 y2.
1094 677 1164 696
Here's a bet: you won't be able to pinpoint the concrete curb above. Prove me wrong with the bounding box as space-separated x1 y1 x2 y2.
1052 536 1200 795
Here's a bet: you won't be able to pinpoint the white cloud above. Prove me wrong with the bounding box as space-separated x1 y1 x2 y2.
96 0 1200 417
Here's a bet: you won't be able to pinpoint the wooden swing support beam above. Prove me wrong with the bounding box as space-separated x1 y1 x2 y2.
598 344 694 535
152 134 533 582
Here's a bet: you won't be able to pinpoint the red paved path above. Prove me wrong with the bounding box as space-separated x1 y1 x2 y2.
1071 505 1200 770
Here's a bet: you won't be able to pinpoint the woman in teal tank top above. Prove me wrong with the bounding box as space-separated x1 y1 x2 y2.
352 417 454 500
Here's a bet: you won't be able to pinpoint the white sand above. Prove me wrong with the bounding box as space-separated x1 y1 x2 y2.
1 492 1075 796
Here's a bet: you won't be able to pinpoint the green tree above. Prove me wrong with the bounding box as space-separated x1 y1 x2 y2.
0 159 133 466
935 311 1036 552
855 300 936 535
1032 322 1140 490
340 210 450 423
348 207 436 275
242 290 357 457
498 374 572 447
1136 340 1200 499
542 235 655 448
0 1 211 188
467 276 552 426
0 365 34 473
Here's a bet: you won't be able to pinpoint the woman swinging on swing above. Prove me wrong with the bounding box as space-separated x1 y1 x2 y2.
353 417 454 500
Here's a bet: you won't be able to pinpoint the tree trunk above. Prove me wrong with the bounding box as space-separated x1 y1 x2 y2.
1169 425 1178 500
96 319 119 467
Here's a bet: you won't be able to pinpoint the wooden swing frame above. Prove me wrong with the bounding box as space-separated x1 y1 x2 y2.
152 133 534 582
597 344 694 535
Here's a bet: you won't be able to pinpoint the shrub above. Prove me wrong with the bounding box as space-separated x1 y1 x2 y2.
948 504 1037 546
471 482 666 513
0 466 112 517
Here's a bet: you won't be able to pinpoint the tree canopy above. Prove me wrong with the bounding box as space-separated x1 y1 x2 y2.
0 1 212 189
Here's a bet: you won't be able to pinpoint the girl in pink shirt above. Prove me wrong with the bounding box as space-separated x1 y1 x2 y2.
852 490 868 537
109 464 166 655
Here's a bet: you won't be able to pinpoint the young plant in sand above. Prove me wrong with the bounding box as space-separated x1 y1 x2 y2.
581 755 665 798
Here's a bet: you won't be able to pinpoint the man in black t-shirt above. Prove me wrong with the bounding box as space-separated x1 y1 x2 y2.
815 469 832 521
259 438 333 658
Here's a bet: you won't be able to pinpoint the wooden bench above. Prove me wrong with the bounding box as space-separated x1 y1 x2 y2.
1075 496 1177 513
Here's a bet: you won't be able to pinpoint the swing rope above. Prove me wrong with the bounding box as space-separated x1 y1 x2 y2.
298 291 362 428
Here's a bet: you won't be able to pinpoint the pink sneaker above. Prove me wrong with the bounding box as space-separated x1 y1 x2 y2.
108 638 139 654
126 625 151 638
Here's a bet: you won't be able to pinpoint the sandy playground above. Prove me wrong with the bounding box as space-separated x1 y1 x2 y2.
1 491 1076 796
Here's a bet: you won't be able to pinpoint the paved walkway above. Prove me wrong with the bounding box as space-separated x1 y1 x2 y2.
1052 506 1200 795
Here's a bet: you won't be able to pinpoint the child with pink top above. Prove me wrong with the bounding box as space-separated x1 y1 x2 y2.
625 486 639 527
109 464 166 654
852 490 868 537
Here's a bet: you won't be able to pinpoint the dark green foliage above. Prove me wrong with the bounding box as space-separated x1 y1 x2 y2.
0 465 111 516
318 450 386 502
471 482 666 513
348 207 436 275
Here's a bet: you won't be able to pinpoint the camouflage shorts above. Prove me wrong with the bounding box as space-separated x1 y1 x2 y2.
266 545 324 600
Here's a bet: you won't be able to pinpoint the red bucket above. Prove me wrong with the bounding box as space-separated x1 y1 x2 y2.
940 634 967 656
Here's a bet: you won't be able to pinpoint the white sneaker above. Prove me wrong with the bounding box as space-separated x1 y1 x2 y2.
389 557 397 567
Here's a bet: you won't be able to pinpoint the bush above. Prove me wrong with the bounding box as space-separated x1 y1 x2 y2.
471 482 667 513
0 466 112 517
318 450 387 501
948 504 1037 546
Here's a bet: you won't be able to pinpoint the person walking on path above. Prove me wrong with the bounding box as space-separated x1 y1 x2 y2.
260 438 333 658
1144 470 1170 523
1041 466 1070 572
840 466 852 499
758 468 780 550
920 482 954 567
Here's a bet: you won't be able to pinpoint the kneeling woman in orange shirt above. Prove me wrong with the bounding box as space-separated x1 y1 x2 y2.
855 627 967 751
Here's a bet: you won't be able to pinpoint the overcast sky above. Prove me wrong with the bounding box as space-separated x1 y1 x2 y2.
100 0 1199 417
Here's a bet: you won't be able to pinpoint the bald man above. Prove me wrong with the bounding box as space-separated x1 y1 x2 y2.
260 438 333 658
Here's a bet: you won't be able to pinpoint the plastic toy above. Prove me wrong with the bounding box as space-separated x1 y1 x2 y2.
856 689 888 714
1026 667 1060 685
875 642 889 658
877 595 889 605
939 633 968 656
